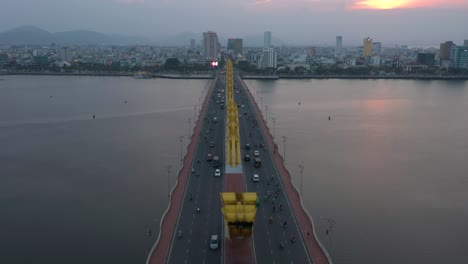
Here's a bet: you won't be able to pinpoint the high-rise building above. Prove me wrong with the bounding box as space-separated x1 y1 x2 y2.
203 31 220 59
59 47 73 62
417 53 436 67
190 39 196 50
450 46 468 69
372 42 382 55
307 47 316 57
264 31 272 49
363 37 372 57
227 38 243 56
258 48 277 69
335 36 342 58
439 41 454 61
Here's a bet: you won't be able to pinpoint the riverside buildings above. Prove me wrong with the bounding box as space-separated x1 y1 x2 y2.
203 31 220 60
450 46 468 69
257 31 277 69
335 36 342 59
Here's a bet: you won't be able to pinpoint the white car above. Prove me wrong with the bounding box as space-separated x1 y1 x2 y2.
253 174 259 182
210 235 219 249
254 150 260 157
214 169 221 177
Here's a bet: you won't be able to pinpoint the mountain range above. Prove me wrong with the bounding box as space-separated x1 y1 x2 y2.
0 26 286 47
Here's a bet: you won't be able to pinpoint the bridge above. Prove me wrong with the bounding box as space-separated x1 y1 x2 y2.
147 60 331 264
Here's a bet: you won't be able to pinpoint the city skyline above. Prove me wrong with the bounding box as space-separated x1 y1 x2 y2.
1 0 467 46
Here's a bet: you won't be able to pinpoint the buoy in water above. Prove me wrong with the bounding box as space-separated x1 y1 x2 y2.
328 116 331 120
93 114 95 119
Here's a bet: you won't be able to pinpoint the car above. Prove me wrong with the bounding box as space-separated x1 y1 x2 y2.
241 104 245 108
254 150 260 157
212 117 217 123
214 169 221 177
210 235 219 249
209 141 215 148
245 144 250 150
207 153 213 161
252 174 259 182
244 154 250 161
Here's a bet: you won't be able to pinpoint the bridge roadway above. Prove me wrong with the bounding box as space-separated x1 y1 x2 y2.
166 76 226 263
234 76 312 263
161 74 315 263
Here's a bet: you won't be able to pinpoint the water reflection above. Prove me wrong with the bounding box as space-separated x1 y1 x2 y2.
251 78 468 264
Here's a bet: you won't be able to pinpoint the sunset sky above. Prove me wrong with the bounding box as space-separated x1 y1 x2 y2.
1 0 467 45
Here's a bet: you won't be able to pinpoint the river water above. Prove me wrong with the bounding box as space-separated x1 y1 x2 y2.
0 76 467 264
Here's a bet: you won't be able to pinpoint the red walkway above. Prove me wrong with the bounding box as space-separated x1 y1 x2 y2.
240 78 331 264
146 77 218 264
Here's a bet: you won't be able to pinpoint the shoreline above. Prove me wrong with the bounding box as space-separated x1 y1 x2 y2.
3 71 468 80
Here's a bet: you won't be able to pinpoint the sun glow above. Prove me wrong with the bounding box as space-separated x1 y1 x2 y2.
353 0 410 9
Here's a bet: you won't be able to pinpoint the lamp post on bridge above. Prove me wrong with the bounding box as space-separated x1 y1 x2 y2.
260 96 263 112
264 105 269 125
298 162 304 196
282 136 287 163
188 117 192 139
272 117 276 140
179 136 184 164
322 217 336 259
167 165 172 198
194 105 197 123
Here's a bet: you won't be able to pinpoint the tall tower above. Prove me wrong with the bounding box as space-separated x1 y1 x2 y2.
190 39 196 50
264 31 272 49
363 37 373 57
203 31 220 59
439 41 454 61
335 36 342 58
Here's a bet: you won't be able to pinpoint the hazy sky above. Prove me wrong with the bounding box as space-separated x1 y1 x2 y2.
1 0 468 46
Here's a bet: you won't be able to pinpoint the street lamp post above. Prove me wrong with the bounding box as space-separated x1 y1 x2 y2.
272 117 276 140
282 136 287 163
194 105 197 123
188 117 192 139
256 89 259 105
323 217 336 259
260 96 263 112
167 165 172 198
265 105 269 125
179 136 184 164
298 162 304 196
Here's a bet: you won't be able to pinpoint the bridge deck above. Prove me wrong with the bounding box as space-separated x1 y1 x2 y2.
146 77 217 264
240 77 330 264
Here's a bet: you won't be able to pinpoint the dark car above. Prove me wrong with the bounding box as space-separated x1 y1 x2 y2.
245 144 250 150
244 154 250 161
209 141 215 148
207 153 213 161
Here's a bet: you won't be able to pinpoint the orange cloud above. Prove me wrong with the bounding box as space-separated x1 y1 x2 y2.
349 0 468 9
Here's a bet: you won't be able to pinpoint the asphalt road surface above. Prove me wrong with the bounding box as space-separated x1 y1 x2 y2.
167 77 227 264
167 73 311 264
234 75 312 264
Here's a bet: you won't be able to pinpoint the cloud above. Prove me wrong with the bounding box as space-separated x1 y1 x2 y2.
348 0 468 9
